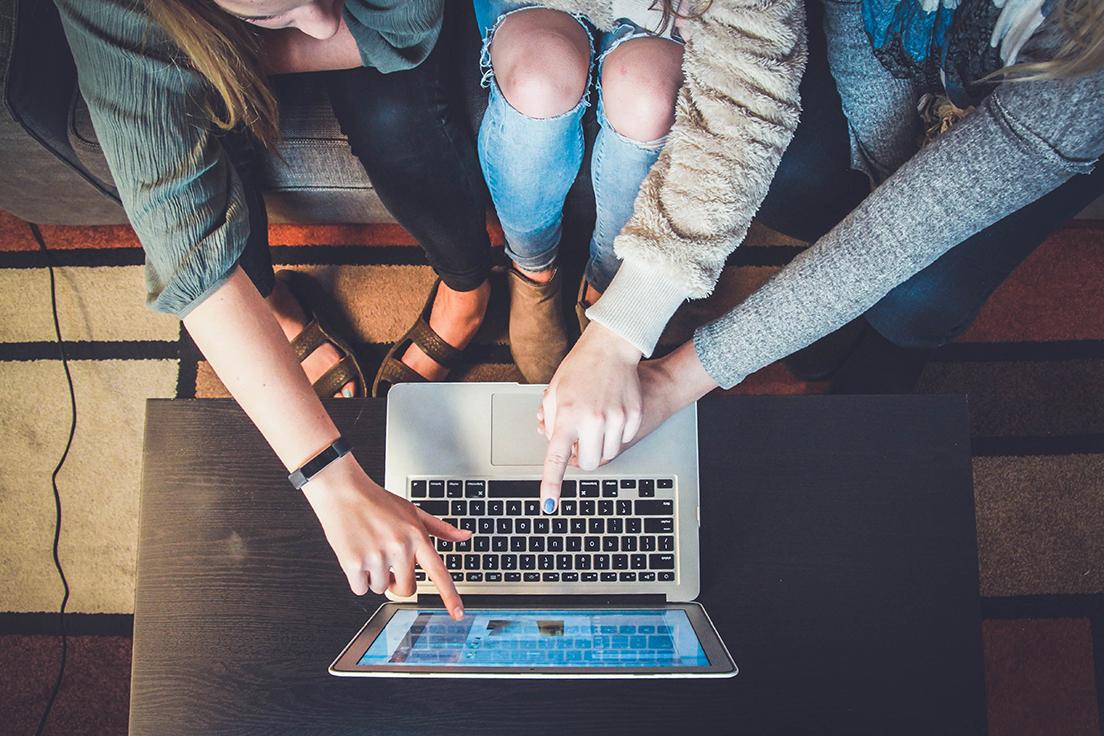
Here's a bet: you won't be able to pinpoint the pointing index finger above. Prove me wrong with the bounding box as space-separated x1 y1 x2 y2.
416 540 464 620
540 425 575 513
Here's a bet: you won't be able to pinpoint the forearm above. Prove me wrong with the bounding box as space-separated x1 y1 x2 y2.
182 267 341 471
259 19 362 75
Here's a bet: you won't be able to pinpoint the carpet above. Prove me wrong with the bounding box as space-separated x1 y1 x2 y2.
0 209 1101 734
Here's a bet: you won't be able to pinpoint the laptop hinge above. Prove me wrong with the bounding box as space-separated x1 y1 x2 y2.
416 593 667 607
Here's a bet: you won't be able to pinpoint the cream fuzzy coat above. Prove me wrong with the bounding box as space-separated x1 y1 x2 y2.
539 0 808 354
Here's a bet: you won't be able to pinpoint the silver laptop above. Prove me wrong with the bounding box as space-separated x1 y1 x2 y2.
330 382 736 678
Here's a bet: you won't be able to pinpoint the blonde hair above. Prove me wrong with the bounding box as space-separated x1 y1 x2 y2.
144 0 280 146
1002 0 1104 80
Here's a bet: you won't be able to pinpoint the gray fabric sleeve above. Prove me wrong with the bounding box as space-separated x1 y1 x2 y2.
55 0 250 317
692 65 1104 389
342 0 443 73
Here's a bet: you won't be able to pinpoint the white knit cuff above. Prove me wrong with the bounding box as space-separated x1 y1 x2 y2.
584 258 690 357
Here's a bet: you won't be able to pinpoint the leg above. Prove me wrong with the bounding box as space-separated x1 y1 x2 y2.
327 4 494 381
475 4 593 381
756 0 869 243
830 164 1104 393
584 33 684 307
477 5 592 281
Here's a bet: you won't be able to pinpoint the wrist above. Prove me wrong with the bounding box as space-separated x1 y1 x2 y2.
586 321 644 364
659 340 718 404
300 452 370 506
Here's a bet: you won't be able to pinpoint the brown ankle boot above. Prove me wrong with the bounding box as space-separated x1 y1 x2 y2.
507 267 569 383
575 274 592 334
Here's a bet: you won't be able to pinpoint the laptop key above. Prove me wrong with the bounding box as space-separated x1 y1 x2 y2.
416 500 448 516
582 572 598 582
450 572 463 581
580 500 596 515
627 518 642 534
552 518 568 534
538 554 554 570
464 554 481 570
474 537 490 552
534 518 550 534
594 555 610 570
466 572 483 582
542 573 560 582
600 572 617 582
584 536 601 552
470 500 486 516
659 571 675 582
496 519 513 535
524 572 541 582
566 537 582 552
621 536 637 552
619 572 637 582
489 480 541 498
489 500 505 515
612 554 629 570
484 555 499 570
639 571 656 582
602 480 619 497
451 500 467 516
524 500 540 516
589 519 605 534
575 555 591 570
620 479 636 489
602 537 618 552
429 480 446 498
506 572 522 582
561 480 577 498
649 554 675 569
644 518 674 534
657 478 673 490
561 500 577 515
660 536 674 551
638 479 655 497
516 518 532 534
631 554 647 569
456 539 472 552
447 480 463 498
547 536 564 552
556 554 573 570
563 572 579 582
641 536 656 551
415 571 426 581
579 480 600 497
608 518 623 534
492 537 508 552
460 518 476 533
506 500 523 516
477 518 494 535
411 480 427 498
636 499 673 515
486 572 503 582
571 519 587 535
520 555 536 570
616 500 632 516
598 500 614 516
465 480 486 497
528 537 545 552
502 556 518 570
510 537 526 552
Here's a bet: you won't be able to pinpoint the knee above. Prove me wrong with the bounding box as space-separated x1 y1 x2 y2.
490 9 590 119
866 279 977 350
600 38 683 143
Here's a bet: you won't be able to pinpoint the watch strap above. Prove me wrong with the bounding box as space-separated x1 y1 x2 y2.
288 437 351 490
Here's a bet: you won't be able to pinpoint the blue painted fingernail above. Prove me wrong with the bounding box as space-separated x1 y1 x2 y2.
544 498 556 514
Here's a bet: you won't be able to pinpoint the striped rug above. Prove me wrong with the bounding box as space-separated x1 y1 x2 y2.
1 209 1101 734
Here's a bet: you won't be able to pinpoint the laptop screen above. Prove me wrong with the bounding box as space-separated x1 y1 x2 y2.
357 609 710 669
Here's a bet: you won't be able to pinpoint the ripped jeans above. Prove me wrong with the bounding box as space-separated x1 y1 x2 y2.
474 1 678 292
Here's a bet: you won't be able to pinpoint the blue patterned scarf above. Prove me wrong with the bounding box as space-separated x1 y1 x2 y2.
862 0 1057 106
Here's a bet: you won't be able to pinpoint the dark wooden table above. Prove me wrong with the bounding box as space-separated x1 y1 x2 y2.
131 395 986 735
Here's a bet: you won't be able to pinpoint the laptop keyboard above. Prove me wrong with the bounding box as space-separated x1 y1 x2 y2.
410 478 677 585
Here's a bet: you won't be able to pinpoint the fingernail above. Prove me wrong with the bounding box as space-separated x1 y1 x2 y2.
455 606 465 619
342 387 353 398
543 498 556 514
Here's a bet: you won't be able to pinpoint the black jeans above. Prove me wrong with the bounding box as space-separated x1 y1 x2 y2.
758 0 1104 351
228 3 492 298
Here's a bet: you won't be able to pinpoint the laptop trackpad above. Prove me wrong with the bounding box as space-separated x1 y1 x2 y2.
491 392 547 466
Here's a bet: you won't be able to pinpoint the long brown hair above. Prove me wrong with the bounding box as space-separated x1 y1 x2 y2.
144 0 280 146
1004 0 1104 80
657 0 713 36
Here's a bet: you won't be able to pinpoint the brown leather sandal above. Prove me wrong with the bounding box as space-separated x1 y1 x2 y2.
371 279 465 398
275 269 367 398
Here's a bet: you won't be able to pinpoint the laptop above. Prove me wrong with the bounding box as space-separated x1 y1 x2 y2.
330 382 736 678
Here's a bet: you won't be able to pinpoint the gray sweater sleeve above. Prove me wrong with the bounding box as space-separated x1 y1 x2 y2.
693 66 1104 389
55 0 251 317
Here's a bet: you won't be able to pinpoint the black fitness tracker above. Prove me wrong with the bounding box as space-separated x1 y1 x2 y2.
288 437 352 490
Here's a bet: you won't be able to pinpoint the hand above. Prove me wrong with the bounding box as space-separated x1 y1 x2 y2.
538 322 644 510
302 454 470 620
